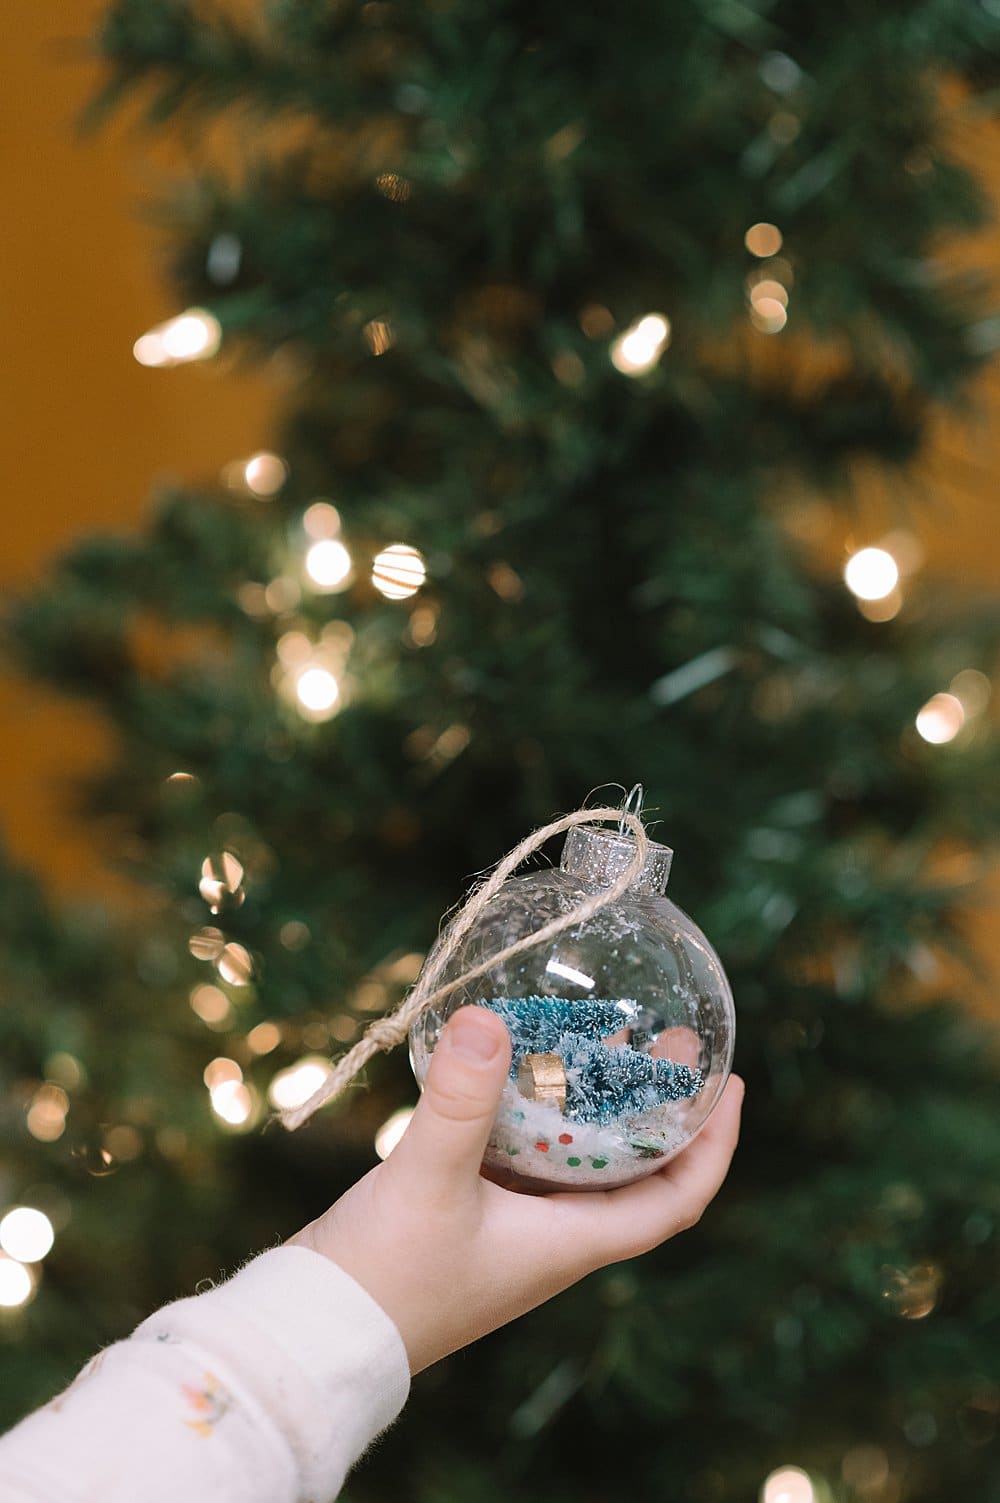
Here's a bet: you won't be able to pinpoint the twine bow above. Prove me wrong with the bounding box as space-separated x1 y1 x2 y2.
276 804 649 1131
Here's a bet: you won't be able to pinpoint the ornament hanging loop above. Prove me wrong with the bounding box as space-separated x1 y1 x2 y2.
618 782 644 836
276 803 650 1131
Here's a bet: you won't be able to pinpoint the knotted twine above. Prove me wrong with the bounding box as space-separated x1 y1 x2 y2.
276 805 649 1131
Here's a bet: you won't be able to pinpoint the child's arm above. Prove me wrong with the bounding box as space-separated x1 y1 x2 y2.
0 1007 742 1502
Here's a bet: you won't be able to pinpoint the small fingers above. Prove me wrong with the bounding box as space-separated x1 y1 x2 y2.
546 1075 745 1267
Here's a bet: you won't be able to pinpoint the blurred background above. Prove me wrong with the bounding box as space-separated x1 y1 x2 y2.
3 4 1000 1501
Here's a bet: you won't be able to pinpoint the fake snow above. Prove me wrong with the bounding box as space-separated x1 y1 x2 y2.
484 1080 692 1191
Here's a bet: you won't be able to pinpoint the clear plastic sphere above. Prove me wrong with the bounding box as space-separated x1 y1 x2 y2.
410 824 735 1192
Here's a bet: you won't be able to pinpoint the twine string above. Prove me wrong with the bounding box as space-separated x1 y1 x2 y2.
277 805 649 1131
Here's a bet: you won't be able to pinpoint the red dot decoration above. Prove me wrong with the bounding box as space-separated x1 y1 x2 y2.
535 1140 549 1152
558 1133 573 1144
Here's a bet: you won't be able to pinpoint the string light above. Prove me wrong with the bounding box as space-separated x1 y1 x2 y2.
749 294 788 334
246 1022 282 1055
303 502 342 539
133 308 222 368
372 543 427 600
745 222 783 257
844 547 900 602
760 1466 815 1503
375 1106 416 1160
749 278 789 309
217 942 254 986
305 538 353 591
241 453 288 497
203 1057 242 1090
610 313 671 375
0 1207 55 1263
375 172 412 202
295 665 341 719
190 928 225 966
267 1057 333 1111
209 1079 254 1127
882 1262 942 1318
915 693 965 745
0 1256 35 1310
363 319 395 355
26 1083 69 1143
199 852 245 912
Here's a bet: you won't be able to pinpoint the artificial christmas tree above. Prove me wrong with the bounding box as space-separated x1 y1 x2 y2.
2 3 1000 1499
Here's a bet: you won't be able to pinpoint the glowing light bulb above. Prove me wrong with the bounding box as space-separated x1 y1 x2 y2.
375 1106 415 1160
305 538 353 591
750 296 788 333
203 1057 242 1091
364 319 395 355
133 308 221 367
303 502 341 539
745 222 783 257
26 1084 69 1143
0 1256 34 1309
371 543 427 600
844 547 900 602
246 1022 282 1055
749 278 789 309
210 1079 253 1126
915 693 965 745
217 942 253 986
610 313 671 375
199 852 245 911
295 666 341 717
760 1467 815 1503
0 1208 54 1263
267 1057 333 1111
243 453 287 497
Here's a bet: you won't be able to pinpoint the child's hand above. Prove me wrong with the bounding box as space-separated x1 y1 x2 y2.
287 1007 744 1374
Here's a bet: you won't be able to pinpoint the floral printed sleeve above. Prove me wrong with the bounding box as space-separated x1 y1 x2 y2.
0 1245 410 1503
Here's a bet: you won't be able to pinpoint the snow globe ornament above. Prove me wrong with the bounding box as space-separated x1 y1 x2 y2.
410 792 735 1192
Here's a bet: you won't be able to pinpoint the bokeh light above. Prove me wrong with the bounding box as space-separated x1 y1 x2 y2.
246 1022 282 1055
745 222 784 257
0 1256 35 1309
844 547 900 601
372 544 427 600
242 453 288 497
303 502 342 539
294 666 341 719
0 1207 55 1263
267 1057 333 1111
190 984 231 1028
305 538 353 591
133 308 221 368
26 1084 69 1143
203 1057 242 1090
210 1079 254 1127
610 313 671 374
915 693 965 745
760 1466 815 1503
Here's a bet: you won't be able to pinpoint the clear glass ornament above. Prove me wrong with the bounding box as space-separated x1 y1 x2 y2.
410 814 735 1192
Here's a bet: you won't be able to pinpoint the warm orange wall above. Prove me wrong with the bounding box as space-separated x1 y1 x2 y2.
2 4 998 980
0 0 275 904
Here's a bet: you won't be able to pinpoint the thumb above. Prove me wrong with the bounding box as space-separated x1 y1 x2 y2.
387 1006 511 1196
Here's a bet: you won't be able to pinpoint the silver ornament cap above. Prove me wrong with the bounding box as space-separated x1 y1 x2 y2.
560 786 672 896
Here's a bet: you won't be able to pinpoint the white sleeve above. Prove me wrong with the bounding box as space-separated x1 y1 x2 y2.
0 1244 411 1503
